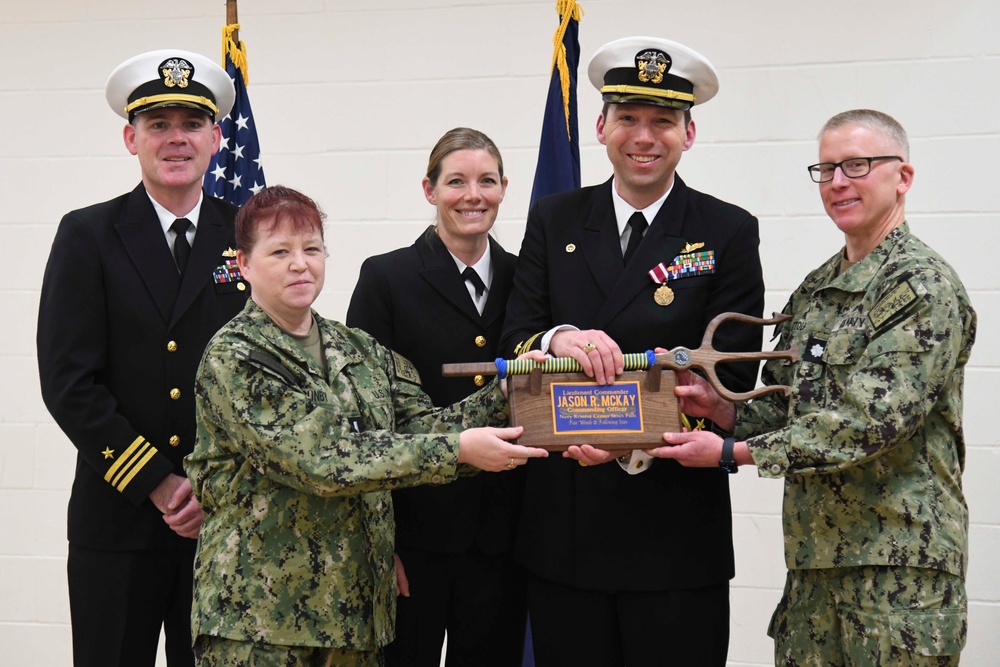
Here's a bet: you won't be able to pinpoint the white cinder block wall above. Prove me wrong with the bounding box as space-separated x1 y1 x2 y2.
2 2 997 665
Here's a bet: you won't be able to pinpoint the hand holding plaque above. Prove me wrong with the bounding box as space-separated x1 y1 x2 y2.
442 312 799 450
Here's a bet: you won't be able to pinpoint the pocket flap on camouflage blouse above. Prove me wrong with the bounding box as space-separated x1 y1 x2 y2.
867 323 934 357
888 607 966 656
822 329 868 366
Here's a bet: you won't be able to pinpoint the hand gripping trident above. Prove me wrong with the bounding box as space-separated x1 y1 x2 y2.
442 312 799 402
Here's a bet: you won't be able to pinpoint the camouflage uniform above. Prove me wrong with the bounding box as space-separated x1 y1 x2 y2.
184 299 508 660
735 223 975 664
194 634 384 667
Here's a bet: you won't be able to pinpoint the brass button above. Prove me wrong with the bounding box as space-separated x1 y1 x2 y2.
169 388 181 400
635 459 644 470
166 341 178 352
475 335 486 348
237 282 247 291
474 375 485 387
169 435 180 447
566 243 576 253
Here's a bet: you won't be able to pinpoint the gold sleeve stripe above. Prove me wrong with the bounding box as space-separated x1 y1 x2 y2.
514 332 544 356
110 441 150 488
679 413 692 430
104 435 159 492
104 436 146 483
116 447 158 492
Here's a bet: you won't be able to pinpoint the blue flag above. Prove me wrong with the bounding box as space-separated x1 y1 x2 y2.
524 9 584 665
204 25 266 205
529 1 583 206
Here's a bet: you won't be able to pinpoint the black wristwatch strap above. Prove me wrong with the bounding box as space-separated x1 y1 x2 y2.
719 437 738 474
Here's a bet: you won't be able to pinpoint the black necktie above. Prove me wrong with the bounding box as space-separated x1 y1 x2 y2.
623 211 648 265
171 218 192 274
462 266 487 298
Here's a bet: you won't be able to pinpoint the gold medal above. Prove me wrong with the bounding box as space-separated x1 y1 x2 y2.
654 284 674 306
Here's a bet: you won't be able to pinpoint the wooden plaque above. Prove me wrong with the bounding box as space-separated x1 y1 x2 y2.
507 365 681 451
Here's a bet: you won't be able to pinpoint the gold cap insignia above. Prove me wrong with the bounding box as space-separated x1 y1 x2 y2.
161 58 192 89
636 50 670 84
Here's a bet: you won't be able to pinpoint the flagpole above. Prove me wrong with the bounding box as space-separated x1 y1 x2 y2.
204 0 266 204
227 0 239 42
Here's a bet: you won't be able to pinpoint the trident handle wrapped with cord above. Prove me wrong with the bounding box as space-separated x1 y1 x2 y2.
442 312 799 402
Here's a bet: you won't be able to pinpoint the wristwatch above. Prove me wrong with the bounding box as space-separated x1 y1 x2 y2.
719 437 738 474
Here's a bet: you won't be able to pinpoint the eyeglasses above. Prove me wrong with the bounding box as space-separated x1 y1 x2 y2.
806 156 903 183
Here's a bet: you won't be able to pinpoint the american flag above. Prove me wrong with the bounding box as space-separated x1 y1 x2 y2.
204 26 266 205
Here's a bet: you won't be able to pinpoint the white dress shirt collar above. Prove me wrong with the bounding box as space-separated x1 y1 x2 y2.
149 191 204 252
610 179 673 236
448 242 493 315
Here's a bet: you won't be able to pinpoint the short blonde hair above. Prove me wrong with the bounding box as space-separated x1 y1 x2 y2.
821 109 909 160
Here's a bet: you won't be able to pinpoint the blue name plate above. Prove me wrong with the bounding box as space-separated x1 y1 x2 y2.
550 382 644 434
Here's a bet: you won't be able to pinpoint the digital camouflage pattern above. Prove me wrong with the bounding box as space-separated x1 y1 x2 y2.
185 299 508 650
769 566 966 666
194 633 384 666
736 223 975 578
735 222 975 657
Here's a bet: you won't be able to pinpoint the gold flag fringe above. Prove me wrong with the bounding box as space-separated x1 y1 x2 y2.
550 0 583 141
221 23 250 86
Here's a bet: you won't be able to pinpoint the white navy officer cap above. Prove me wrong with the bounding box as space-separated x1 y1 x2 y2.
588 36 719 110
105 49 235 122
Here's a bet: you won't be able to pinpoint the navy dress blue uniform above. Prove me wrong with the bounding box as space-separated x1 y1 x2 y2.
347 228 527 666
502 175 764 667
38 185 247 665
36 49 246 667
500 36 765 667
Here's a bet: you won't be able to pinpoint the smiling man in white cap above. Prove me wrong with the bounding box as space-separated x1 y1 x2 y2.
500 36 765 666
37 49 248 667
